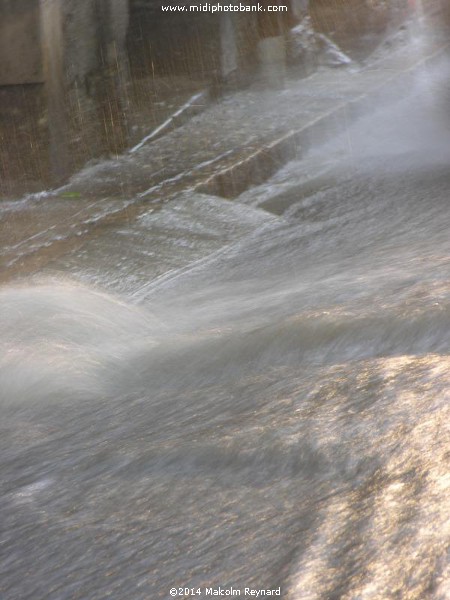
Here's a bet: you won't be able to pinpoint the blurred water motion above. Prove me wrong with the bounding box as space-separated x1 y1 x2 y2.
3 58 450 597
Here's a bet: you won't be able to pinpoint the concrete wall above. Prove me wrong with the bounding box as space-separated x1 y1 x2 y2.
220 13 259 86
0 0 43 85
128 2 222 81
40 0 130 181
127 1 260 91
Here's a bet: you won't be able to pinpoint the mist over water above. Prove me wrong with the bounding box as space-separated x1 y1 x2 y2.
3 52 450 599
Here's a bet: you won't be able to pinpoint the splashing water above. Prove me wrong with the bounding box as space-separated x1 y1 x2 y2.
3 33 450 600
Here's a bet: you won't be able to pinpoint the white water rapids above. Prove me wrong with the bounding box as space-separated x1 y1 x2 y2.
3 55 450 599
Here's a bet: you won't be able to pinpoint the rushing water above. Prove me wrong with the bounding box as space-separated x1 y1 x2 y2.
3 65 450 599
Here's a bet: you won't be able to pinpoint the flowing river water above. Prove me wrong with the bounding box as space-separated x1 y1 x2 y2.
2 58 450 599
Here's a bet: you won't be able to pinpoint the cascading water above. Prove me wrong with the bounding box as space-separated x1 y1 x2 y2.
3 36 450 600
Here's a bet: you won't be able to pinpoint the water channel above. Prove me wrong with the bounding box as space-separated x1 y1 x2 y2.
2 47 450 600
